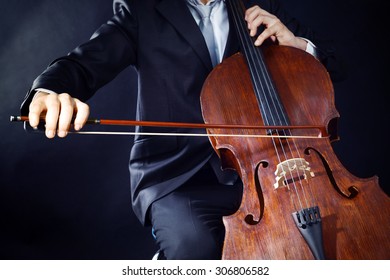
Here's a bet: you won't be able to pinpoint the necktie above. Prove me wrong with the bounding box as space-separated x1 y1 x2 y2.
189 2 219 67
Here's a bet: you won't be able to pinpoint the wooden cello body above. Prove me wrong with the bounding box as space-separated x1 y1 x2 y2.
200 0 390 260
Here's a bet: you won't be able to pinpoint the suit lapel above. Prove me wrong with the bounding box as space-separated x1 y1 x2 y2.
156 0 213 70
223 1 240 59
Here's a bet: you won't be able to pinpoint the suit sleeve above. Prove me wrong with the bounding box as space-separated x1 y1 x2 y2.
20 1 138 115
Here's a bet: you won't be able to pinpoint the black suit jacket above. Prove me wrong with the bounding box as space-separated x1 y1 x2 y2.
21 0 343 225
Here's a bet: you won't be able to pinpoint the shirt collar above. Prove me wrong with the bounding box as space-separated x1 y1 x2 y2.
187 0 221 6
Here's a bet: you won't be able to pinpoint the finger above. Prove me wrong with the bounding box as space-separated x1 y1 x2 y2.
248 15 276 38
248 15 267 37
57 93 75 138
43 94 61 138
254 19 284 46
254 23 276 46
245 5 263 22
73 99 90 131
245 6 264 37
28 92 49 128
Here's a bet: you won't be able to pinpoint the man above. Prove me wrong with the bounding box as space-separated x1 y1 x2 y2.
20 0 342 259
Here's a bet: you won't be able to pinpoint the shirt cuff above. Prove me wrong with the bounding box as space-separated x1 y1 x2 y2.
297 37 318 58
35 88 58 95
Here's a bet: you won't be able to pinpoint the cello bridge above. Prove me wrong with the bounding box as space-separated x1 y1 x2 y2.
274 158 315 189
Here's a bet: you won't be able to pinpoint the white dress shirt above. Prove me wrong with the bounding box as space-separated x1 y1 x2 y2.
186 0 229 64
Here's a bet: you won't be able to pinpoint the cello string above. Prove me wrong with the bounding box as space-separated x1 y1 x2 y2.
238 0 314 209
250 38 314 209
231 0 309 211
240 4 315 209
229 0 286 173
229 0 304 210
230 1 283 128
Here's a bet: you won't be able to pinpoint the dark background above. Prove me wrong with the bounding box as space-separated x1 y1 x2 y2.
1 0 388 259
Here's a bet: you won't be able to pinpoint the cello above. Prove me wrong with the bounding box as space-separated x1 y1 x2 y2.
200 0 390 259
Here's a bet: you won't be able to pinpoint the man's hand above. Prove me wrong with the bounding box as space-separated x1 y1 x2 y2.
245 5 307 50
28 91 90 138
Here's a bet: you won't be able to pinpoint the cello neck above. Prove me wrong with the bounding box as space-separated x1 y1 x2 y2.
226 0 290 127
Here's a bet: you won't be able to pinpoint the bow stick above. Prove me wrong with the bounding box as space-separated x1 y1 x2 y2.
10 116 329 139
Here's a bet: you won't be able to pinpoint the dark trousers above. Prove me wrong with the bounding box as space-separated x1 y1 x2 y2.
149 166 243 260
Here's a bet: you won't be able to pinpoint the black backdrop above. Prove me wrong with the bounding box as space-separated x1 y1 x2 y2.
1 0 388 260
